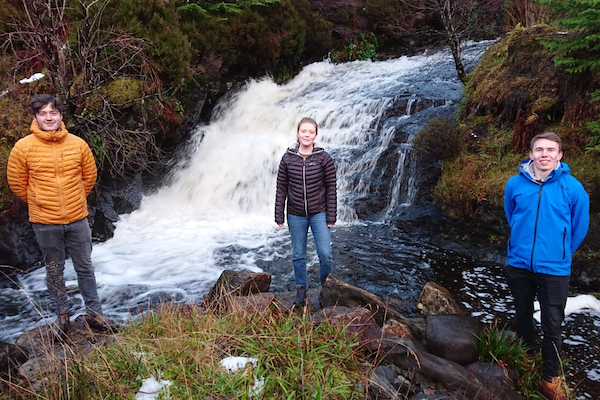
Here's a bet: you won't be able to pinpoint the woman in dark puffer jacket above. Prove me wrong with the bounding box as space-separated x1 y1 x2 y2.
275 117 337 306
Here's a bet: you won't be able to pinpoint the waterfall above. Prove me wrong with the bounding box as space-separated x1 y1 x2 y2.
8 41 493 329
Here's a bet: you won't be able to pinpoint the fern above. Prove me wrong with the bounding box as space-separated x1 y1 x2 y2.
537 0 600 73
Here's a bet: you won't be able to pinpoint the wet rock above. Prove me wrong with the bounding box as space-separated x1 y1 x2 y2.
369 365 402 399
384 336 522 400
228 292 276 314
0 202 41 271
408 393 454 400
571 259 600 292
202 270 271 309
0 341 28 379
425 314 483 365
416 282 464 315
313 306 382 347
320 274 420 338
468 361 518 392
89 176 144 241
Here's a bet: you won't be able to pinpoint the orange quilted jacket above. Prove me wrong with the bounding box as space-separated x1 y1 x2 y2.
7 120 97 224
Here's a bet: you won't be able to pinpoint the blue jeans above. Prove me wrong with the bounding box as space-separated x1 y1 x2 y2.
32 218 103 317
287 212 332 287
504 265 569 380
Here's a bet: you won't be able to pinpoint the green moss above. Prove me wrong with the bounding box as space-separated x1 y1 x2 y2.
434 152 519 219
102 78 145 107
532 96 558 113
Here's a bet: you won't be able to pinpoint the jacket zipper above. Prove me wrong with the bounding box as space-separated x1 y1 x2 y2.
529 184 543 271
51 134 66 222
562 227 567 259
302 157 308 215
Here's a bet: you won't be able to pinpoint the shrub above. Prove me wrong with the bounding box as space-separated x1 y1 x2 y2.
414 117 468 163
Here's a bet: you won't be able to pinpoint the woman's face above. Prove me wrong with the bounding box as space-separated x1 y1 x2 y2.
297 122 317 148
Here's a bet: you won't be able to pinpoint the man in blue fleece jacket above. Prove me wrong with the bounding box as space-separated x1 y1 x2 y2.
504 131 589 400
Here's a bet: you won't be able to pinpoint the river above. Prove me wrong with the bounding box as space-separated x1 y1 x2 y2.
1 41 598 398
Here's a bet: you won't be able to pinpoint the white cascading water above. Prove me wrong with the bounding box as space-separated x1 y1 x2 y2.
9 41 492 332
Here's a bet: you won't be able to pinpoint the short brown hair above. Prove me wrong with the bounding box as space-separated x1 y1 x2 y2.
297 117 318 135
530 131 562 152
30 94 64 115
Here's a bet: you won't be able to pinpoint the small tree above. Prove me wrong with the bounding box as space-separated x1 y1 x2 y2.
402 0 503 83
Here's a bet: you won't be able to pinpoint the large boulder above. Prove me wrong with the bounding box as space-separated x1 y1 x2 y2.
425 314 483 365
202 270 271 309
0 202 41 271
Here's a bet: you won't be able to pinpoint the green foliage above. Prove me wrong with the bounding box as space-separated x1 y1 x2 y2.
177 0 324 79
433 128 519 218
83 131 108 165
176 3 212 19
537 0 600 74
107 0 193 83
102 78 145 107
332 32 378 62
585 89 600 154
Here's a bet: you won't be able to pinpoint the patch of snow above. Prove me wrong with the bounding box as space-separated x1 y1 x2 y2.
220 356 263 396
19 73 45 84
534 294 600 323
220 356 258 372
135 377 172 400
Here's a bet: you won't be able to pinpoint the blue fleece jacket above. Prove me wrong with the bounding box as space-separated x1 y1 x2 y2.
504 159 590 276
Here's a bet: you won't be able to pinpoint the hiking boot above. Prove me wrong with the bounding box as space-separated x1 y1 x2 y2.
85 314 119 333
50 313 70 342
293 286 307 306
539 377 568 400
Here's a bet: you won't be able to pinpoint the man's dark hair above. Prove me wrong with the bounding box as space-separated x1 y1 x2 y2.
530 131 562 152
30 94 64 115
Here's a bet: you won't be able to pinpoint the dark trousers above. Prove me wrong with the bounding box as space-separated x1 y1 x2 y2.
504 265 569 380
32 218 103 317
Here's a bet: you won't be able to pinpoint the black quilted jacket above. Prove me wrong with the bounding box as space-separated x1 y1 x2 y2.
275 145 337 225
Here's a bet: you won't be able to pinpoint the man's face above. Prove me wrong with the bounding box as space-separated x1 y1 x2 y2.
34 103 63 131
529 138 563 177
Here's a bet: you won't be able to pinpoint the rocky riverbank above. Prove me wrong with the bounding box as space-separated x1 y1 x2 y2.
2 270 531 399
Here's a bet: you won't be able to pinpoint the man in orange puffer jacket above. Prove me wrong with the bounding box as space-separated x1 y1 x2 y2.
7 94 116 338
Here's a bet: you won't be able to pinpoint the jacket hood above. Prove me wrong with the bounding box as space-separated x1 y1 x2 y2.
30 120 68 143
518 158 569 182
